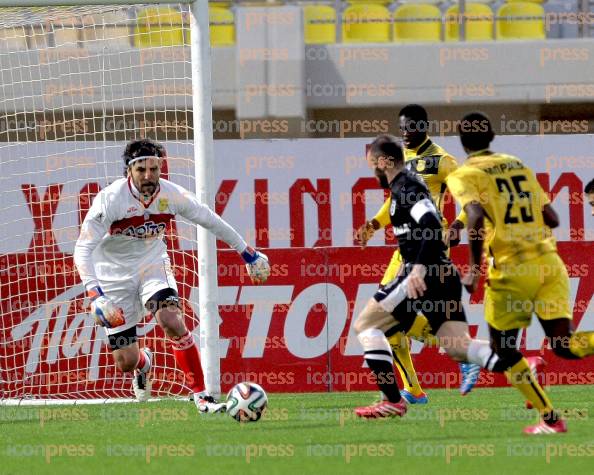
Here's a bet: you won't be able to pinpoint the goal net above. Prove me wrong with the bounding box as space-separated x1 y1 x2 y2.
0 2 215 404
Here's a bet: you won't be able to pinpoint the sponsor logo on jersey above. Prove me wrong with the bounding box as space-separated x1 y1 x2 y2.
393 223 410 236
116 220 167 238
110 214 172 238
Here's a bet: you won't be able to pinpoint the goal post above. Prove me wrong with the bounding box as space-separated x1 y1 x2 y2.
0 0 221 404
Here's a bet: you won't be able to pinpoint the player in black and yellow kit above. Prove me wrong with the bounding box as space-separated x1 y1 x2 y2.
356 104 478 404
447 112 594 434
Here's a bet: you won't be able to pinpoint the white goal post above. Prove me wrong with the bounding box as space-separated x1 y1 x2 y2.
0 0 222 404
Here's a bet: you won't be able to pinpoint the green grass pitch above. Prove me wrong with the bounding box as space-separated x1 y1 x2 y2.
2 386 593 475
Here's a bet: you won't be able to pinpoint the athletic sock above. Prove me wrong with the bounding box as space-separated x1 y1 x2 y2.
466 339 502 370
506 357 555 416
568 332 594 358
170 330 205 393
359 328 401 403
136 348 150 373
388 332 423 396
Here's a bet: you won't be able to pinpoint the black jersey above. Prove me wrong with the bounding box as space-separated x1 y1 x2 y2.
388 168 448 265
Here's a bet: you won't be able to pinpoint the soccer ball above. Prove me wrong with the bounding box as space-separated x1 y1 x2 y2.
226 382 268 422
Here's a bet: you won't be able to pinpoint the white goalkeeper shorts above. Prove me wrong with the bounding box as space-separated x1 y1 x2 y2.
94 252 178 335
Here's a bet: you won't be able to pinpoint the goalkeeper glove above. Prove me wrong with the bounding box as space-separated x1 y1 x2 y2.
88 287 125 328
241 247 271 284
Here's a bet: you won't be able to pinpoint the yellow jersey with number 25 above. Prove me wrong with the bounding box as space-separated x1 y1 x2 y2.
446 151 556 267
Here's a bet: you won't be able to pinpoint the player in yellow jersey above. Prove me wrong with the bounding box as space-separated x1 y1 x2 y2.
447 112 594 434
356 104 478 404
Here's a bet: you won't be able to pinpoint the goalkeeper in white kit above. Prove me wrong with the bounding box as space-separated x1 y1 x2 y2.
74 138 270 413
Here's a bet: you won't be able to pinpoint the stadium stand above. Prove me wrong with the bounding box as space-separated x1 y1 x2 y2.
209 5 235 46
393 3 442 42
134 6 184 48
496 2 546 39
445 3 495 41
342 3 391 42
304 4 336 44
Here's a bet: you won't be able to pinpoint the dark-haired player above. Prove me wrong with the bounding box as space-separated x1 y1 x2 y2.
353 135 524 420
447 112 594 434
356 104 478 403
74 138 270 413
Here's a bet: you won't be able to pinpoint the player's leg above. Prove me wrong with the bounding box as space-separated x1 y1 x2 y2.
535 252 594 358
352 277 415 418
108 326 153 401
381 250 427 403
141 256 225 413
99 276 152 402
145 288 224 413
483 259 566 433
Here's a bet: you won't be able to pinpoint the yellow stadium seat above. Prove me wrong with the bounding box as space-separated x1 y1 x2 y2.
445 3 494 41
393 4 441 43
347 0 392 4
135 7 184 48
304 5 336 44
496 2 545 40
342 4 391 43
209 6 235 46
505 0 545 3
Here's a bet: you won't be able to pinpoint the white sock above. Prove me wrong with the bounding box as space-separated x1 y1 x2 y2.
466 340 499 371
137 348 151 373
358 328 393 363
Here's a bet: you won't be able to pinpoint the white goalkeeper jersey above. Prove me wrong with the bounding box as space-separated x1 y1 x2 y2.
74 177 248 291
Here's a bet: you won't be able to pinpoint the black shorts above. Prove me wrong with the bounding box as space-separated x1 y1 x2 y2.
374 261 466 335
108 326 137 350
108 288 179 351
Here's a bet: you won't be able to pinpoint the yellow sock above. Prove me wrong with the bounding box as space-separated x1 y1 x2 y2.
506 358 554 415
388 332 424 395
568 332 594 358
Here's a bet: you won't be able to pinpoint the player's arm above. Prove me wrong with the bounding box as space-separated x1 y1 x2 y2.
445 168 486 294
73 191 110 292
176 190 270 284
438 153 466 247
447 209 467 247
73 191 124 328
461 202 485 294
542 204 559 228
355 197 391 247
407 196 444 299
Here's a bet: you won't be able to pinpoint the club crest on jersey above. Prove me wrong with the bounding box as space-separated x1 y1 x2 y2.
158 198 169 212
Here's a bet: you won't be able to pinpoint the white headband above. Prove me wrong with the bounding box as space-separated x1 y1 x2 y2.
127 155 162 166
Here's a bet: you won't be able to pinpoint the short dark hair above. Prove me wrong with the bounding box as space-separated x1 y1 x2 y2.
457 112 495 151
368 135 404 165
122 138 166 171
399 104 428 123
585 178 594 194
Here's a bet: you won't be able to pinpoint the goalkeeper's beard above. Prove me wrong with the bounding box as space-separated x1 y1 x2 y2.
140 181 157 198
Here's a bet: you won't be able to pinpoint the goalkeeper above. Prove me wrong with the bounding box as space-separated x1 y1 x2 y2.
355 104 478 403
74 138 270 413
